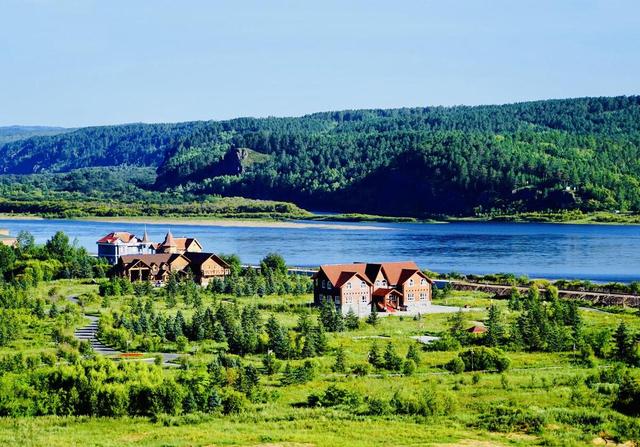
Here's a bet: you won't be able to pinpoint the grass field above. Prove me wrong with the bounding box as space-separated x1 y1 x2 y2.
1 282 639 446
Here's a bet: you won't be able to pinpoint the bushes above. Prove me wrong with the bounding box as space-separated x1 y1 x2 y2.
389 387 454 417
0 358 258 418
221 389 250 414
477 404 546 434
445 356 465 374
614 372 640 416
456 347 511 372
307 385 361 409
280 361 317 385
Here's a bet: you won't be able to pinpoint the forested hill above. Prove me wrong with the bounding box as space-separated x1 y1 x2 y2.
2 96 640 217
0 125 70 145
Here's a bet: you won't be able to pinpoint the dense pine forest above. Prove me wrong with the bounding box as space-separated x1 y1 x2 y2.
2 96 640 218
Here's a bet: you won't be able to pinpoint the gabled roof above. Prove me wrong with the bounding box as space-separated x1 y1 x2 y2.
467 325 487 334
318 261 429 287
378 261 421 285
97 232 138 244
372 287 402 298
334 271 372 288
318 263 369 286
175 237 202 251
183 252 230 269
396 268 433 285
119 253 184 266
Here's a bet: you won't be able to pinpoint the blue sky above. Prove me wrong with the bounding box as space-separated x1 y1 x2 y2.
1 0 638 127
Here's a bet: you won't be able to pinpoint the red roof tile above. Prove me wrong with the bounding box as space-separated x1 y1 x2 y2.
96 232 137 244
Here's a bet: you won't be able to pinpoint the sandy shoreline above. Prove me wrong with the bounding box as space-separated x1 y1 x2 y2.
0 214 391 231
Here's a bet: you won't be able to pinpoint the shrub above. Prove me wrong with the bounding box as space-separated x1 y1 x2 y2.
477 404 546 434
367 396 391 415
402 359 417 376
423 334 461 352
390 387 453 417
307 385 361 409
351 363 371 376
614 372 640 416
458 347 510 372
280 360 317 385
446 356 465 374
221 389 250 414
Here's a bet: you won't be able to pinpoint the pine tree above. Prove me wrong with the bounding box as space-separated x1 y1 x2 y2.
313 323 328 355
266 315 290 359
613 321 635 363
406 343 421 366
383 342 403 371
34 299 46 319
368 342 382 368
262 352 281 375
448 308 467 344
332 346 347 373
345 308 360 330
485 304 505 347
566 301 583 349
507 287 521 311
174 311 186 338
366 308 379 326
49 302 59 318
300 334 316 358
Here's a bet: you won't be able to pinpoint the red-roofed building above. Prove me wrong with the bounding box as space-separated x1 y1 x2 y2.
96 231 156 265
313 261 433 316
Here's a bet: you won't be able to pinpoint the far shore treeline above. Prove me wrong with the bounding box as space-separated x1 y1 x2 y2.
1 96 640 222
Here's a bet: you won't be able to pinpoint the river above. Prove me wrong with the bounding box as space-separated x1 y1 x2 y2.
1 218 639 283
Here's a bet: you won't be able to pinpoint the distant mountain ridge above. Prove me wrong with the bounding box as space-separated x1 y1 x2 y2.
2 96 640 217
0 125 71 145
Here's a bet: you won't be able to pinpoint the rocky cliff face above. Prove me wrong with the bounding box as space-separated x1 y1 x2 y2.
218 148 250 175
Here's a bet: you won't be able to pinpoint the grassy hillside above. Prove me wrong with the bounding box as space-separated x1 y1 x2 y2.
2 96 640 218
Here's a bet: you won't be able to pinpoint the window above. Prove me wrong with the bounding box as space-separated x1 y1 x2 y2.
375 280 380 286
361 281 366 288
420 293 427 300
421 278 427 285
347 282 352 289
319 294 324 302
322 280 326 288
409 279 414 286
361 295 367 303
407 293 415 302
346 296 352 304
334 296 340 305
326 281 332 289
381 280 387 286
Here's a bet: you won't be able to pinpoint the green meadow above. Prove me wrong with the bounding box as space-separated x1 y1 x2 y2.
2 276 640 447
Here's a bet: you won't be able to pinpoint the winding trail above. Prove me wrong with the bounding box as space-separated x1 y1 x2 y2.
68 295 180 367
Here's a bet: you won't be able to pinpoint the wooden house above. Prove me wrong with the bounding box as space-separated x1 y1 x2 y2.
116 251 230 286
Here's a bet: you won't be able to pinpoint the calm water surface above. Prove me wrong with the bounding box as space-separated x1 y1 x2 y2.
1 219 639 282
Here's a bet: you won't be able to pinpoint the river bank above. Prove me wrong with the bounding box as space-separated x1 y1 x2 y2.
0 214 390 231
